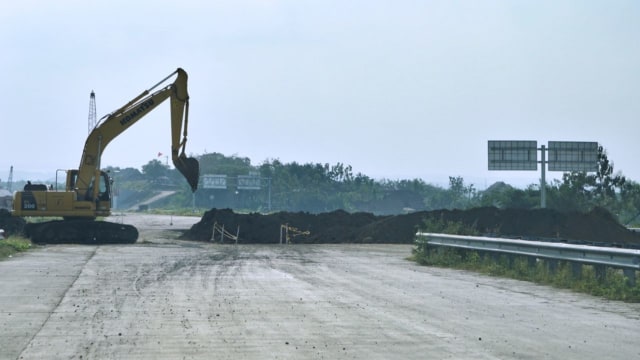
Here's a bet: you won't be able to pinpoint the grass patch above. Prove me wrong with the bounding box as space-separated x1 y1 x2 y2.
0 237 32 259
412 219 640 302
143 208 204 217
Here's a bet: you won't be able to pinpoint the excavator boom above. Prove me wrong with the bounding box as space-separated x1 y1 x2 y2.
77 68 199 197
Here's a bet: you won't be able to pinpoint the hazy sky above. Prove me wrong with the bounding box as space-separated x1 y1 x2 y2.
1 1 638 189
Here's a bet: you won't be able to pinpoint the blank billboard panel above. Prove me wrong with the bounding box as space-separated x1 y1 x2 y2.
488 140 538 170
548 141 598 172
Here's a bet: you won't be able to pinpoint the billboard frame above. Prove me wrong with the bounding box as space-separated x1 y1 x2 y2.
547 141 598 172
488 140 538 171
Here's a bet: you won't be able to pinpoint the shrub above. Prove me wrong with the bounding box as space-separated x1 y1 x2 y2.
0 237 32 259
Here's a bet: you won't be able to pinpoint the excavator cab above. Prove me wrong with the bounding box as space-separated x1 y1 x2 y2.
66 170 111 202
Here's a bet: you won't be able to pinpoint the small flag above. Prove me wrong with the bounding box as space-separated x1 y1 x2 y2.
157 152 163 157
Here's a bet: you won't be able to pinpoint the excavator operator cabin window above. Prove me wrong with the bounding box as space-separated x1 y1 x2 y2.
99 172 111 201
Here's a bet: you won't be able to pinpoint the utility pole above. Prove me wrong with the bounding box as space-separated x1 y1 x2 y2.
540 144 546 208
7 166 13 192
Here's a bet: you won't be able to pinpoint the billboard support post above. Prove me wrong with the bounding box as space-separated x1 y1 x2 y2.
541 144 546 208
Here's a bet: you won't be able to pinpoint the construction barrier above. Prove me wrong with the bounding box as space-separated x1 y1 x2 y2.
279 224 310 244
211 222 240 244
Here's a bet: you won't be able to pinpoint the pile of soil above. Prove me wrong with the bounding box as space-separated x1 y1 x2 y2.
181 206 640 248
0 209 26 237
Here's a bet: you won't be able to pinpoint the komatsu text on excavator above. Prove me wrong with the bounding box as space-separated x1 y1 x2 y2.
12 68 199 244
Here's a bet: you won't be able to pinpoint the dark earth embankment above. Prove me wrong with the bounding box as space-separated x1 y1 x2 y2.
182 207 640 248
0 209 26 236
3 206 639 248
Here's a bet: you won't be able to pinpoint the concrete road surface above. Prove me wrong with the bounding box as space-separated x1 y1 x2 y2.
1 213 639 359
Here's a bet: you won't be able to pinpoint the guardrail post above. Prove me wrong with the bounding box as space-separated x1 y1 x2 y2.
571 262 582 280
594 265 606 283
528 256 537 268
547 259 558 274
425 244 433 257
623 269 636 286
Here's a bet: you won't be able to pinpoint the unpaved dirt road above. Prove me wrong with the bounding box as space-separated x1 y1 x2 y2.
1 213 639 359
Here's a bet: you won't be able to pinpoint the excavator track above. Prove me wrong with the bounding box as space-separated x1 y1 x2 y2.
25 220 138 244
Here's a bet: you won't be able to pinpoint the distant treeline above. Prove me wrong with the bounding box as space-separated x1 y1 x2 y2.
93 149 639 225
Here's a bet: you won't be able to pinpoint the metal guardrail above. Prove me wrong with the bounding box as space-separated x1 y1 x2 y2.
416 232 640 285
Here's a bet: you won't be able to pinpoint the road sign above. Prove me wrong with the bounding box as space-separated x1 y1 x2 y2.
547 141 598 172
237 175 261 190
202 175 227 189
488 140 538 171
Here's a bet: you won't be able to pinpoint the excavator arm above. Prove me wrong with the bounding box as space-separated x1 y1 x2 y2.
75 68 199 200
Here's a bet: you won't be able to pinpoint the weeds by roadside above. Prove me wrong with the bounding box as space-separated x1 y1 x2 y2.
411 219 640 302
0 237 32 259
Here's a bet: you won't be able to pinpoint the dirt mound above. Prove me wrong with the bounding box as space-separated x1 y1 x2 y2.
181 207 640 248
0 209 26 237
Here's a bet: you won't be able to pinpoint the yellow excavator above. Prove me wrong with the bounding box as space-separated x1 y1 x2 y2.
12 68 199 244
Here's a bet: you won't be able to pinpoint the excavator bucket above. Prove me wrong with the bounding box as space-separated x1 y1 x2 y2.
174 154 200 192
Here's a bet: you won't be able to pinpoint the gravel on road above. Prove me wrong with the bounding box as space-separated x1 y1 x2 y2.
1 214 639 360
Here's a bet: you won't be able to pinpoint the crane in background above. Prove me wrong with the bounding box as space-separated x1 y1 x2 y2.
7 166 13 192
88 90 96 134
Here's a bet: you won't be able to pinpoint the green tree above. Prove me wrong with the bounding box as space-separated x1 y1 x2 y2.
547 172 592 211
480 182 538 209
142 159 169 179
447 176 477 209
199 152 253 177
619 181 640 225
547 146 627 213
588 145 626 203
